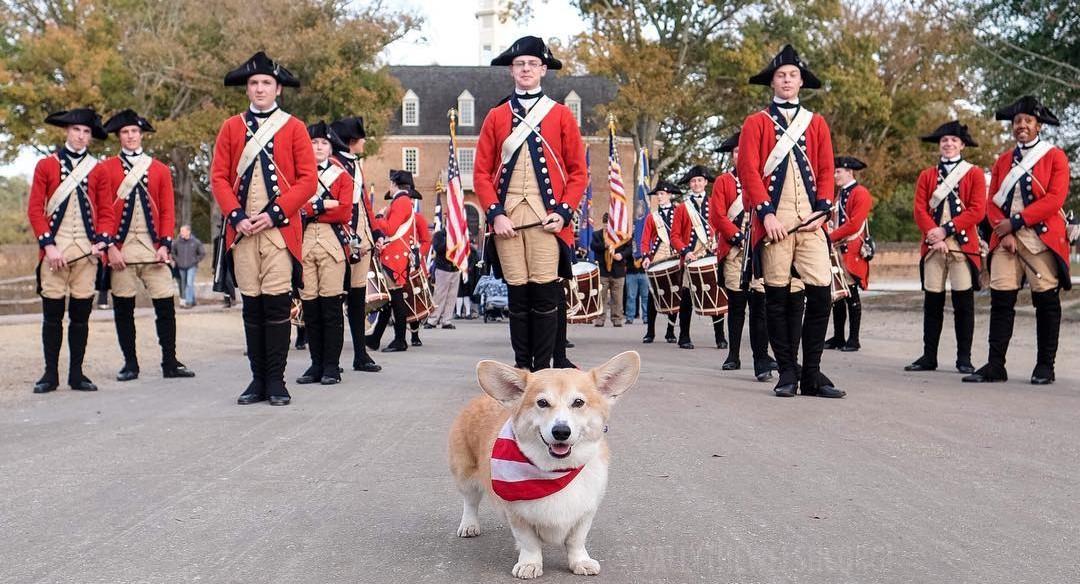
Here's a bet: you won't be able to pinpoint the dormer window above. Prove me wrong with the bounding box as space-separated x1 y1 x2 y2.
564 90 581 127
402 89 419 127
458 90 475 127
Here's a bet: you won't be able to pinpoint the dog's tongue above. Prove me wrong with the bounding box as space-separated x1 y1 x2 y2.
550 443 571 456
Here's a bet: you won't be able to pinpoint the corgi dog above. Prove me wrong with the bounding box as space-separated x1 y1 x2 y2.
448 351 640 579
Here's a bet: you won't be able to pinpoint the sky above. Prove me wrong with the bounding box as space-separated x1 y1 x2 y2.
0 0 586 179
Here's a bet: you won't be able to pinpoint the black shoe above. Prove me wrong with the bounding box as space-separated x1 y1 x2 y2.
296 366 323 384
962 364 1007 383
716 340 728 350
642 335 654 344
823 337 845 350
163 363 196 378
553 358 578 369
839 342 860 352
812 385 847 398
665 326 676 343
320 374 341 385
268 395 291 406
382 341 408 353
237 388 266 405
411 334 423 347
956 362 975 375
116 367 140 382
1030 365 1055 385
442 323 456 330
295 341 307 350
774 382 797 397
69 377 98 391
679 341 694 350
565 340 575 348
722 358 740 371
904 357 937 372
33 375 58 394
801 372 846 398
755 371 774 382
353 358 382 372
423 322 436 329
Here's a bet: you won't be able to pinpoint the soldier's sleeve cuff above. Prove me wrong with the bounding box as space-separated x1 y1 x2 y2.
729 232 745 246
227 208 248 228
157 236 173 251
942 221 957 238
1010 214 1025 232
814 199 833 214
485 203 507 224
753 201 776 218
95 232 112 246
554 203 574 225
312 199 326 215
955 229 971 245
371 229 385 241
268 203 289 227
679 245 693 257
37 231 55 248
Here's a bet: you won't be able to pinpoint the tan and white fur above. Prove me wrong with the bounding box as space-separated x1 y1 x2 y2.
448 351 640 579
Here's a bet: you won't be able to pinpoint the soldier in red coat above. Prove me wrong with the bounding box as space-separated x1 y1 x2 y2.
964 96 1071 385
407 205 433 347
824 156 873 353
905 121 985 375
710 132 776 381
737 45 844 398
294 122 353 385
474 36 588 371
27 108 113 393
331 116 383 372
210 52 318 406
669 165 721 350
96 109 195 382
367 170 421 352
639 181 681 344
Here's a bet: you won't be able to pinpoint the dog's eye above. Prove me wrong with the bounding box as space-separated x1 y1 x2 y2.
571 398 585 408
536 398 550 408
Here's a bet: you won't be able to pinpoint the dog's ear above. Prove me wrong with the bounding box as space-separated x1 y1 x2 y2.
476 360 529 407
591 351 641 401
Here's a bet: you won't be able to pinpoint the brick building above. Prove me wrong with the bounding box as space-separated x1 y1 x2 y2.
362 65 637 243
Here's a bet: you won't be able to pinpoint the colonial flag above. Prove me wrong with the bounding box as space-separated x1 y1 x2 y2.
433 190 444 233
632 147 651 258
604 117 631 269
445 111 471 276
577 146 595 261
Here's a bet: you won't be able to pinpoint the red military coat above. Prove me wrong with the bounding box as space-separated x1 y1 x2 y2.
987 144 1071 288
639 205 676 261
474 99 588 248
708 171 745 259
210 112 317 262
913 162 986 270
670 195 714 261
331 154 383 242
27 152 114 258
379 192 418 286
829 182 873 289
94 155 176 251
302 163 354 255
737 107 835 249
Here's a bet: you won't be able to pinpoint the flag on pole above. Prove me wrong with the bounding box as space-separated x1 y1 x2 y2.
632 147 651 258
577 146 595 261
433 190 444 233
603 116 632 269
445 110 471 277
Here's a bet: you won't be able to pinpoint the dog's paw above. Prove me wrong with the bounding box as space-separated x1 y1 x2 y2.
570 558 601 576
456 521 481 538
512 561 543 579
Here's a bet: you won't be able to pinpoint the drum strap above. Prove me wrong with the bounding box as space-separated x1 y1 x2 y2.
651 210 671 246
930 161 974 209
685 198 709 250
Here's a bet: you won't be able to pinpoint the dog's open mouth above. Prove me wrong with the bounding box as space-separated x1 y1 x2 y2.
540 432 573 459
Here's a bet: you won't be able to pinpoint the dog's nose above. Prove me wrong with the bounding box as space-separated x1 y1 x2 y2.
551 424 571 441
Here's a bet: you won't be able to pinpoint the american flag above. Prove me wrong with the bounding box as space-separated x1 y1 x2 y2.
604 119 631 254
444 136 470 275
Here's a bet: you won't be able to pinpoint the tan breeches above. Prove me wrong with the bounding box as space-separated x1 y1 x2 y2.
493 199 559 286
761 229 830 287
39 243 97 299
990 240 1059 292
111 241 175 299
300 245 346 300
922 248 974 293
233 230 292 296
722 246 764 292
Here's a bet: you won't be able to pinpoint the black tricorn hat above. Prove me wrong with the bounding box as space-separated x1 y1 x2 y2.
490 35 563 70
331 116 366 142
921 120 978 147
649 180 683 196
834 156 867 171
389 169 415 189
995 95 1060 126
103 109 155 135
45 108 107 140
749 44 822 90
715 132 741 154
677 165 716 185
307 121 348 152
224 51 300 88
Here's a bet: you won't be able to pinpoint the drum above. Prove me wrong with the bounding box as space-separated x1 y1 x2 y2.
830 248 850 301
403 269 434 323
567 262 602 324
646 259 683 315
686 256 728 316
365 267 391 314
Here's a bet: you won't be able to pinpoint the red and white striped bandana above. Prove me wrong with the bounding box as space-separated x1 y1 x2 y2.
491 419 583 501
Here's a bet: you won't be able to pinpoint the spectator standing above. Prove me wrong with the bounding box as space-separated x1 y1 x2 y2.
173 224 206 307
590 213 632 327
425 228 461 329
624 254 648 324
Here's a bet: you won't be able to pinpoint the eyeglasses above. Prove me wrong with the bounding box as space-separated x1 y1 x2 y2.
511 60 544 70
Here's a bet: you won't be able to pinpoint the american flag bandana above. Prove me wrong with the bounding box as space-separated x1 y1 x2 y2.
491 420 583 502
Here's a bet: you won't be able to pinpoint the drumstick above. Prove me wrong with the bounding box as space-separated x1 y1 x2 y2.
483 218 558 238
1013 250 1043 279
763 211 828 247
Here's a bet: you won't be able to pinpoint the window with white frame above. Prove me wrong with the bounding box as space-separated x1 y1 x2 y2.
402 89 419 127
458 90 475 127
403 147 419 175
457 147 475 189
564 90 581 127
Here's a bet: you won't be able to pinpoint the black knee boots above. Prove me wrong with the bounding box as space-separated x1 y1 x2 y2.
906 291 946 371
963 289 1017 383
262 293 293 404
951 289 975 373
34 298 66 393
841 285 861 352
238 295 266 403
1030 289 1060 384
67 298 96 391
347 287 380 371
722 290 746 370
113 295 139 381
153 297 194 378
297 298 324 384
824 294 846 349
